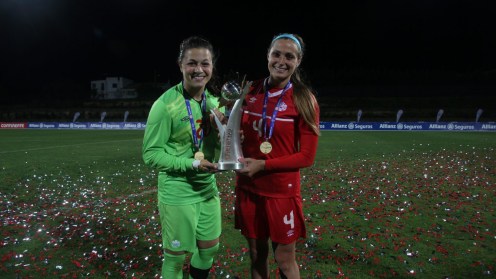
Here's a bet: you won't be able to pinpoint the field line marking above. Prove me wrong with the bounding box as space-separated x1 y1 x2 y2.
0 139 141 154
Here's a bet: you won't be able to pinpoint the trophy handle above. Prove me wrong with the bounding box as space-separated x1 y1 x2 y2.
211 109 226 139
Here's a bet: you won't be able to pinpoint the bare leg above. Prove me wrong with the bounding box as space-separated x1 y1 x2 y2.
273 242 299 279
247 237 270 279
197 238 219 249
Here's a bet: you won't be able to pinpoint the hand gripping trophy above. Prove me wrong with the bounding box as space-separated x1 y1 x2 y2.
211 80 252 170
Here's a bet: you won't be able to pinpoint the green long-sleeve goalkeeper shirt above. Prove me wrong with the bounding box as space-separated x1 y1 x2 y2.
142 83 223 205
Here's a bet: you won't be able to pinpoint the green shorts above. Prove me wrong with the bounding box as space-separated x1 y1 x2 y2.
159 196 221 253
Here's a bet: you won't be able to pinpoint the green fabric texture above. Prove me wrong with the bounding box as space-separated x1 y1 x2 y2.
143 82 224 205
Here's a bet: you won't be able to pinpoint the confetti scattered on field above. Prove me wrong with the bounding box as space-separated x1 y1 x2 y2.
1 147 495 278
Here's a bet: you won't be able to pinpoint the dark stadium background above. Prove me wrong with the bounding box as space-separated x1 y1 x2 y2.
1 0 495 122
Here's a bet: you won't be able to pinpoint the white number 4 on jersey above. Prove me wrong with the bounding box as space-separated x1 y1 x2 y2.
284 210 294 229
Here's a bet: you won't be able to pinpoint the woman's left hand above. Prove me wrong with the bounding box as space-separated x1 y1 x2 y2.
236 158 265 177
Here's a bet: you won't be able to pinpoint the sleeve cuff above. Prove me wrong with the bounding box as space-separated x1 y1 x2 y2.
192 160 201 169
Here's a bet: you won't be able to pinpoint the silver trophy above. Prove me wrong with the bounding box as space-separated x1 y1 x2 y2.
212 80 252 170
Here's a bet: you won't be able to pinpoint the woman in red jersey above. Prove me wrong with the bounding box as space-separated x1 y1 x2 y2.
235 33 321 279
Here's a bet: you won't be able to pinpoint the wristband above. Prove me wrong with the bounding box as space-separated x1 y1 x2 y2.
192 160 201 169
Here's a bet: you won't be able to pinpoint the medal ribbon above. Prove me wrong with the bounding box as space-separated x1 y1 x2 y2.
185 91 206 152
261 78 292 142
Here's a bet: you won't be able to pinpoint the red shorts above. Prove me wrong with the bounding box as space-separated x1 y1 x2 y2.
234 187 306 244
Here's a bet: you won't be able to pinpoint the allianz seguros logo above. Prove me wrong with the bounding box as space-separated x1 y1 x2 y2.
397 123 404 130
347 122 354 130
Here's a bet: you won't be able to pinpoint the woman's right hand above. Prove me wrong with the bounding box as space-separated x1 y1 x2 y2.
199 159 218 173
210 108 228 126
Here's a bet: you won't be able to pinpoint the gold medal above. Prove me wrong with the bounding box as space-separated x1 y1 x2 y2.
194 151 205 160
260 141 272 154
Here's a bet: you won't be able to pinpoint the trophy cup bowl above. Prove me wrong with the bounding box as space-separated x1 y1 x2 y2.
212 80 252 170
221 81 242 101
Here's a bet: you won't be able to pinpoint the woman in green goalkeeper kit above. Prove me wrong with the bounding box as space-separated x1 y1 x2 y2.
142 36 224 279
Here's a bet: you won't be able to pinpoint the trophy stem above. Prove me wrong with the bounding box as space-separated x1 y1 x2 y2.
212 81 252 171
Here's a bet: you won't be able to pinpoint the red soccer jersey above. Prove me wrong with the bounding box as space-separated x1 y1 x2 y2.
236 79 319 198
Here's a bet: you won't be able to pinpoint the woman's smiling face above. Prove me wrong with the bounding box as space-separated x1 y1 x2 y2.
179 47 213 91
267 38 301 84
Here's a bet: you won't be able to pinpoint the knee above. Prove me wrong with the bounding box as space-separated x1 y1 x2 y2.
198 243 219 259
249 247 258 261
197 238 219 250
275 258 292 271
273 247 294 268
274 251 296 277
191 243 219 269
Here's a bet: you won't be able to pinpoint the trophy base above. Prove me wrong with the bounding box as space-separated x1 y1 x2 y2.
217 162 244 171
